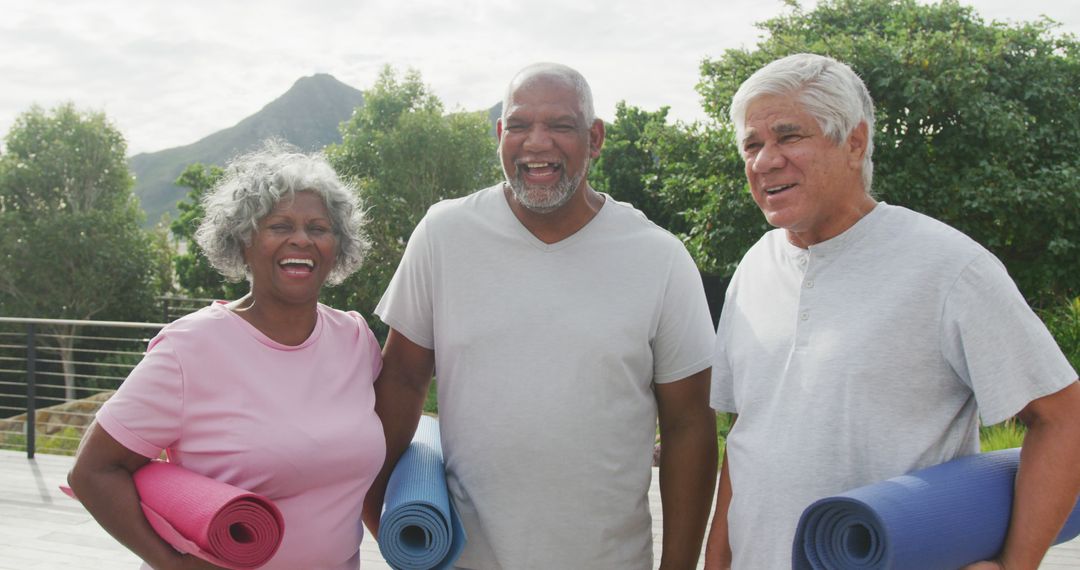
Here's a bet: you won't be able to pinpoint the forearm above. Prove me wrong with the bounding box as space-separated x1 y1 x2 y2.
361 372 432 534
658 406 718 570
704 436 734 570
998 408 1080 569
361 329 436 537
69 462 185 569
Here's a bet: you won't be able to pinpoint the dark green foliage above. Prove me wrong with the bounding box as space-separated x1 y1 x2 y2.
0 103 164 323
593 103 768 279
592 103 680 230
692 0 1080 303
0 103 167 399
169 163 247 300
1041 297 1080 372
0 103 131 216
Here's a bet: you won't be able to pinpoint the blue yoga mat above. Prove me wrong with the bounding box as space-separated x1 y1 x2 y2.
793 448 1080 569
379 415 466 570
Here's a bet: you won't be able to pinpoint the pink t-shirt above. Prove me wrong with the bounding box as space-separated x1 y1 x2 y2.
97 302 385 569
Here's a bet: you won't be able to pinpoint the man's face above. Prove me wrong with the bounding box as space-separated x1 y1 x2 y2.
740 93 867 247
498 77 602 214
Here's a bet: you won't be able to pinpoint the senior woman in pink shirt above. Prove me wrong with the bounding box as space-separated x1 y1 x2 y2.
68 141 385 569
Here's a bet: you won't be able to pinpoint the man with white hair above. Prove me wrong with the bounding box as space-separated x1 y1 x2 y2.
704 53 1080 569
366 62 718 569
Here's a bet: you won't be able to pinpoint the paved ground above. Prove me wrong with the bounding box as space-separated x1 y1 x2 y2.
1 449 1077 569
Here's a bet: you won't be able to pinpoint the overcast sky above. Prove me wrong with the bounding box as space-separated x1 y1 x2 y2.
2 0 1076 156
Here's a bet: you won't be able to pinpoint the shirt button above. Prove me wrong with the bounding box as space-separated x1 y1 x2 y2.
805 280 815 288
800 311 809 321
799 257 808 265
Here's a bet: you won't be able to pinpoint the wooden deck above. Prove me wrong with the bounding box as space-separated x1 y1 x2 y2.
1 449 1077 569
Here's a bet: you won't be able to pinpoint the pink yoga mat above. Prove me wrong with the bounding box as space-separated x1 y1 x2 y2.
63 461 284 569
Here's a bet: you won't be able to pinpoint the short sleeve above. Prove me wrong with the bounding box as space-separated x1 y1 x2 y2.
941 252 1077 425
375 215 435 349
95 335 184 458
652 244 716 384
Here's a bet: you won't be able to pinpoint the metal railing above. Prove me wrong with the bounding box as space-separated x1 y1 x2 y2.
158 296 215 322
0 317 164 458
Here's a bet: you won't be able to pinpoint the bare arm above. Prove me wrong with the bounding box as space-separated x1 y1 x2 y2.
656 368 718 570
67 423 223 570
964 380 1080 570
704 413 736 570
361 328 436 537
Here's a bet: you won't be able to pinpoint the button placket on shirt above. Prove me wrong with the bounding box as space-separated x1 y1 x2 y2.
794 252 817 348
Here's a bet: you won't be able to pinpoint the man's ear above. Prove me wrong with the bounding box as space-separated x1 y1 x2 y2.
846 121 869 169
496 117 504 142
589 118 605 158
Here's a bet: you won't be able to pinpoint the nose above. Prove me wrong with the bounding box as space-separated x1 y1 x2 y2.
751 142 785 173
522 125 554 152
288 228 315 247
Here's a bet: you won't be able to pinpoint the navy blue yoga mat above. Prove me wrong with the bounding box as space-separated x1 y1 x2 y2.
379 415 466 570
793 448 1080 569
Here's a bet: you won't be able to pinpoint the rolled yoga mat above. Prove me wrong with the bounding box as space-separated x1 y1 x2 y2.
792 448 1080 569
63 461 284 570
379 415 466 570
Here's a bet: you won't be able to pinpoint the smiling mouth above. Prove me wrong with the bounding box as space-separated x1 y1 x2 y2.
279 258 314 273
765 183 796 195
520 161 561 176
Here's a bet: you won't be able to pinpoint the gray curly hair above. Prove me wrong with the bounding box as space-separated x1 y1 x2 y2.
194 140 368 286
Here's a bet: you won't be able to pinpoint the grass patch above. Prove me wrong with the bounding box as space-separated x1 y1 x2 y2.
423 379 438 415
716 412 732 457
1041 296 1080 372
980 419 1026 452
0 426 83 456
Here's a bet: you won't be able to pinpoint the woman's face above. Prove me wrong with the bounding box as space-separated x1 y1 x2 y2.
243 191 337 307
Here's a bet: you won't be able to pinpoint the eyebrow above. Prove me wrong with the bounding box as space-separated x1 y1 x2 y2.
772 122 804 135
741 122 805 147
547 114 579 124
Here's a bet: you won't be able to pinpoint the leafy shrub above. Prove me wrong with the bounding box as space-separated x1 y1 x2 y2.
1040 297 1080 372
980 419 1026 453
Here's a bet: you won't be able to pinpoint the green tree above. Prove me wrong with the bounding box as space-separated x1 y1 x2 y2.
592 103 676 229
0 103 165 399
326 66 500 332
169 163 246 300
593 104 765 280
692 0 1080 303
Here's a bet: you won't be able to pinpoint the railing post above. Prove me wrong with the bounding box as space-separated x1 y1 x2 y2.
162 297 170 323
25 323 36 459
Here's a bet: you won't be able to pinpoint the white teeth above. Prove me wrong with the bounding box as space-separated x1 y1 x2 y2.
280 258 314 267
525 162 552 168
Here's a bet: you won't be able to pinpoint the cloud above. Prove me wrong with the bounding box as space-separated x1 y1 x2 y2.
1 0 1076 155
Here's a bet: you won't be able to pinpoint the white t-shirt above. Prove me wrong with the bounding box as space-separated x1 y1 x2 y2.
377 184 715 569
711 203 1077 570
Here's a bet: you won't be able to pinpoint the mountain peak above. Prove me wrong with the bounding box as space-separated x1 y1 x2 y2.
129 74 365 226
286 73 355 94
